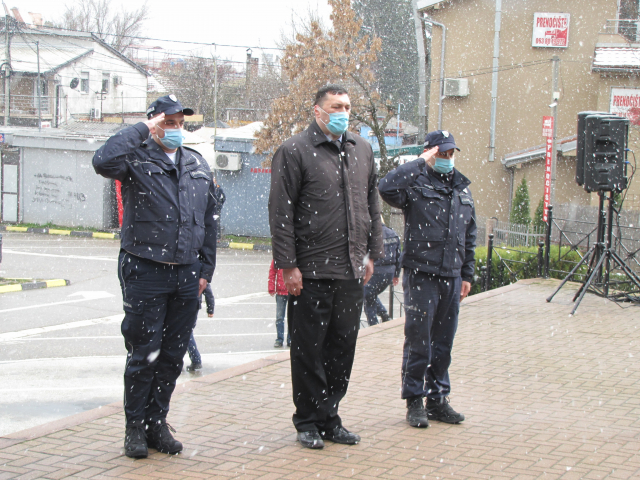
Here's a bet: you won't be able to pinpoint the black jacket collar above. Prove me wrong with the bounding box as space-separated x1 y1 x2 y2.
143 137 179 168
307 120 357 148
425 163 471 191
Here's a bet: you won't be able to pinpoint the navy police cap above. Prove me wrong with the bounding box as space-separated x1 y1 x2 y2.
424 130 460 152
146 94 194 119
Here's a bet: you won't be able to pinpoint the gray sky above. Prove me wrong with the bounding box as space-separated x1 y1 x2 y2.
5 0 333 62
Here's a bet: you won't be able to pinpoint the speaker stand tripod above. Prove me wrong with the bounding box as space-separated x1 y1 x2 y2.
546 191 640 315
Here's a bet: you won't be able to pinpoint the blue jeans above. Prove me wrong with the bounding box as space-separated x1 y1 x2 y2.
187 332 201 365
275 294 290 344
364 272 393 325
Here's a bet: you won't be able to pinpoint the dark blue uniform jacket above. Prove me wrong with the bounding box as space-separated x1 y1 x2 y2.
93 122 217 282
374 225 402 277
378 157 476 282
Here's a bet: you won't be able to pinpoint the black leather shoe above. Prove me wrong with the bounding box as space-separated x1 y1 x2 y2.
124 426 148 458
147 421 183 454
321 426 360 445
380 312 390 322
186 362 202 372
426 397 465 424
297 431 324 449
406 396 429 428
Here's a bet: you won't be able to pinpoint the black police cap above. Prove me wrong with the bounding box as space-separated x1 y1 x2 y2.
146 94 194 119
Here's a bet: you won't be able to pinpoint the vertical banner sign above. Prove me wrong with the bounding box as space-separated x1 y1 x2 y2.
532 13 570 48
542 116 554 222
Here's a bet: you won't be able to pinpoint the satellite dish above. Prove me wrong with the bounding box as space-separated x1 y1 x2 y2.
70 78 79 89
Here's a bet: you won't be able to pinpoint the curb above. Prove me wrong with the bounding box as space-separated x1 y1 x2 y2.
0 225 120 240
0 226 272 250
0 278 71 294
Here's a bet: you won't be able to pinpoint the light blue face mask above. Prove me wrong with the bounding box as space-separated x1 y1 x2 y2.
433 157 454 174
319 107 349 136
157 126 184 149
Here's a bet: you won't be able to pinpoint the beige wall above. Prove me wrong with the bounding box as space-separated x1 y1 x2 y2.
513 155 591 215
424 0 622 220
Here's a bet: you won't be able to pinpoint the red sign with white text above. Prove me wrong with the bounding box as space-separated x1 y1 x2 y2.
542 116 554 222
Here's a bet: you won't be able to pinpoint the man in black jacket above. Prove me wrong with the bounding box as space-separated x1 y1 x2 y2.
379 130 476 429
93 95 218 458
269 84 383 449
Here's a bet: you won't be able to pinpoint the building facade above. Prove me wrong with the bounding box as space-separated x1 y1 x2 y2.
0 21 148 127
417 0 640 220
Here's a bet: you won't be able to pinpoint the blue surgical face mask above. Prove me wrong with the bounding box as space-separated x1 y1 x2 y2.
433 156 455 174
157 125 184 149
319 107 349 136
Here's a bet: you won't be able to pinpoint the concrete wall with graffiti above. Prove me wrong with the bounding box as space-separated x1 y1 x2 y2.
9 133 113 229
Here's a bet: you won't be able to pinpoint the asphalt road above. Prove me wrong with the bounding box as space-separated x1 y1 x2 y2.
0 233 398 436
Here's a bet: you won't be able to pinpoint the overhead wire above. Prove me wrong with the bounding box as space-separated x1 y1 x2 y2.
18 23 285 51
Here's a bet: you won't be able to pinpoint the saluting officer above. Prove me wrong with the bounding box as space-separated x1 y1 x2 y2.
93 95 218 458
379 130 476 429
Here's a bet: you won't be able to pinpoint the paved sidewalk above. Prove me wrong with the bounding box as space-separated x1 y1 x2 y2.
1 279 639 479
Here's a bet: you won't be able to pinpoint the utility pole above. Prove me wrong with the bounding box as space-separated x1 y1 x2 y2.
412 0 427 141
36 40 41 131
3 11 11 126
213 53 218 138
549 55 560 208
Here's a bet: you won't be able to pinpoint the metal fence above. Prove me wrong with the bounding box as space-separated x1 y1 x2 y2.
0 94 53 115
603 19 639 42
482 205 640 293
492 220 546 247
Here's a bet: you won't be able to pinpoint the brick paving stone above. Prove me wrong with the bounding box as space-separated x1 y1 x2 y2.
2 280 640 479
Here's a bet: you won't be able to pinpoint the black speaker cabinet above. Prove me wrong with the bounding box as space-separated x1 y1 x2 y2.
580 114 628 192
576 111 608 186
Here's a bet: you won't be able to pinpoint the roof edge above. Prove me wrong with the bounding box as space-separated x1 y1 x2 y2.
90 34 149 77
44 49 94 75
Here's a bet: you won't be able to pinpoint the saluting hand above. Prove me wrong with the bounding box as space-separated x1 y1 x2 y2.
144 113 165 136
419 146 439 163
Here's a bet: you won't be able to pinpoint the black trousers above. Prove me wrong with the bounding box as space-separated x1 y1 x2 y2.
118 251 200 426
401 270 461 400
288 278 364 432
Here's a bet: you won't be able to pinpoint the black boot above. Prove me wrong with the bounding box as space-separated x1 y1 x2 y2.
147 420 183 454
124 425 148 458
406 396 429 428
379 311 390 323
426 397 465 424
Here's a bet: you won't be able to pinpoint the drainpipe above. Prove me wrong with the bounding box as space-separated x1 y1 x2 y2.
427 18 446 130
488 0 502 162
412 1 427 140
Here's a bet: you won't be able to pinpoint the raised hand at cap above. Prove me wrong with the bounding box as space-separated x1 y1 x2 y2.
144 113 165 136
419 146 439 162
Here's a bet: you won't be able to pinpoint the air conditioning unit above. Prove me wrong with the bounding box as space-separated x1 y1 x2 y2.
113 76 122 86
214 152 242 171
444 78 469 97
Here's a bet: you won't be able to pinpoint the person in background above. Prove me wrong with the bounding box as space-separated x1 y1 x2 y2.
187 181 225 371
268 259 290 348
363 219 402 326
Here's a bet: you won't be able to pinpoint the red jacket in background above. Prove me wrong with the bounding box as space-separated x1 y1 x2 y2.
268 259 288 296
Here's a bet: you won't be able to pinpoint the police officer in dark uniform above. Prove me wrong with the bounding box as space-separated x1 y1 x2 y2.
93 95 218 458
378 130 476 429
363 221 402 325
